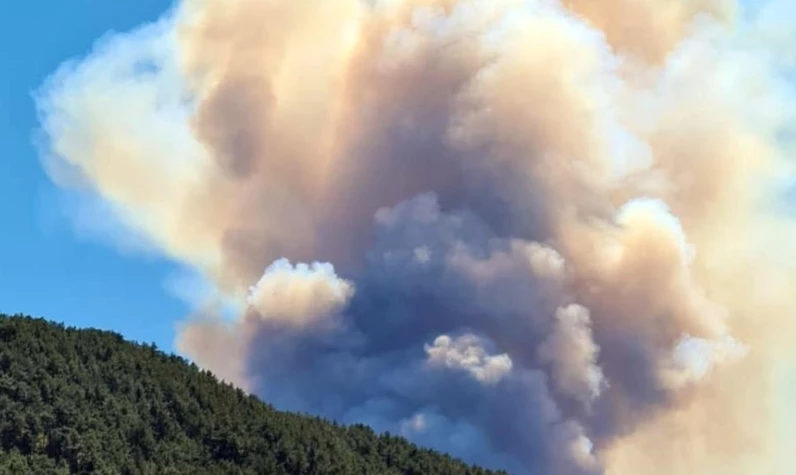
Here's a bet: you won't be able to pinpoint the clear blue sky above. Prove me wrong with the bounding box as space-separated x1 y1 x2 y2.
0 0 180 351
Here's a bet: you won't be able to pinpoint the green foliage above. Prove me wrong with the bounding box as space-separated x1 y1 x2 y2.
0 314 507 475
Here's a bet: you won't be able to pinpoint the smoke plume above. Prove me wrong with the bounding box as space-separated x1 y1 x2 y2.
35 0 796 473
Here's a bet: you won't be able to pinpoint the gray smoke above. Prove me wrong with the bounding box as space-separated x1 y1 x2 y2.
35 0 796 473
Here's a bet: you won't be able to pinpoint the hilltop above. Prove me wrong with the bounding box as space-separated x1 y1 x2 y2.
0 314 506 475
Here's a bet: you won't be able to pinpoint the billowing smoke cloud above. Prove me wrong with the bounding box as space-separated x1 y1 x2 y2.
538 304 606 407
35 0 796 473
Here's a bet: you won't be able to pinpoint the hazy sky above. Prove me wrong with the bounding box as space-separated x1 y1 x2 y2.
0 0 180 350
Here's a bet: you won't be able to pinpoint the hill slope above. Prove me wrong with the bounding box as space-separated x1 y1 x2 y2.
0 314 506 475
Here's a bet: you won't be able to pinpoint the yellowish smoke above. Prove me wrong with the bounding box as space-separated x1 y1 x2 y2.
36 0 796 473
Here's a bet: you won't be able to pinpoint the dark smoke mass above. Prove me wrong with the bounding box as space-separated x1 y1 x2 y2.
35 0 796 473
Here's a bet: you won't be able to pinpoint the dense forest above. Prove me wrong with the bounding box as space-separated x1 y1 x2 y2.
0 314 506 475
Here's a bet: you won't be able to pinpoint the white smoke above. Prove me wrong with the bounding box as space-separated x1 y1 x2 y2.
426 334 514 385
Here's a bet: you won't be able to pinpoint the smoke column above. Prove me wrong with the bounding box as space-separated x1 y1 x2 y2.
35 0 796 473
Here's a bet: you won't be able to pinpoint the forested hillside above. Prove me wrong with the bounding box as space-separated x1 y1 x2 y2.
0 314 506 475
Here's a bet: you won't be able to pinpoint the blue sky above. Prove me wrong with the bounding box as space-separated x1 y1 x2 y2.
0 0 180 350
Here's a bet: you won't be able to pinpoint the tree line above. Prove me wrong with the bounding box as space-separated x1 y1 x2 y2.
0 314 508 475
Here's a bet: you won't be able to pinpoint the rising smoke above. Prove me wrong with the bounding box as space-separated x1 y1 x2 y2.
35 0 796 473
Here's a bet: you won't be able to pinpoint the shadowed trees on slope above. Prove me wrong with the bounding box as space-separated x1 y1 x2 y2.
0 314 509 475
